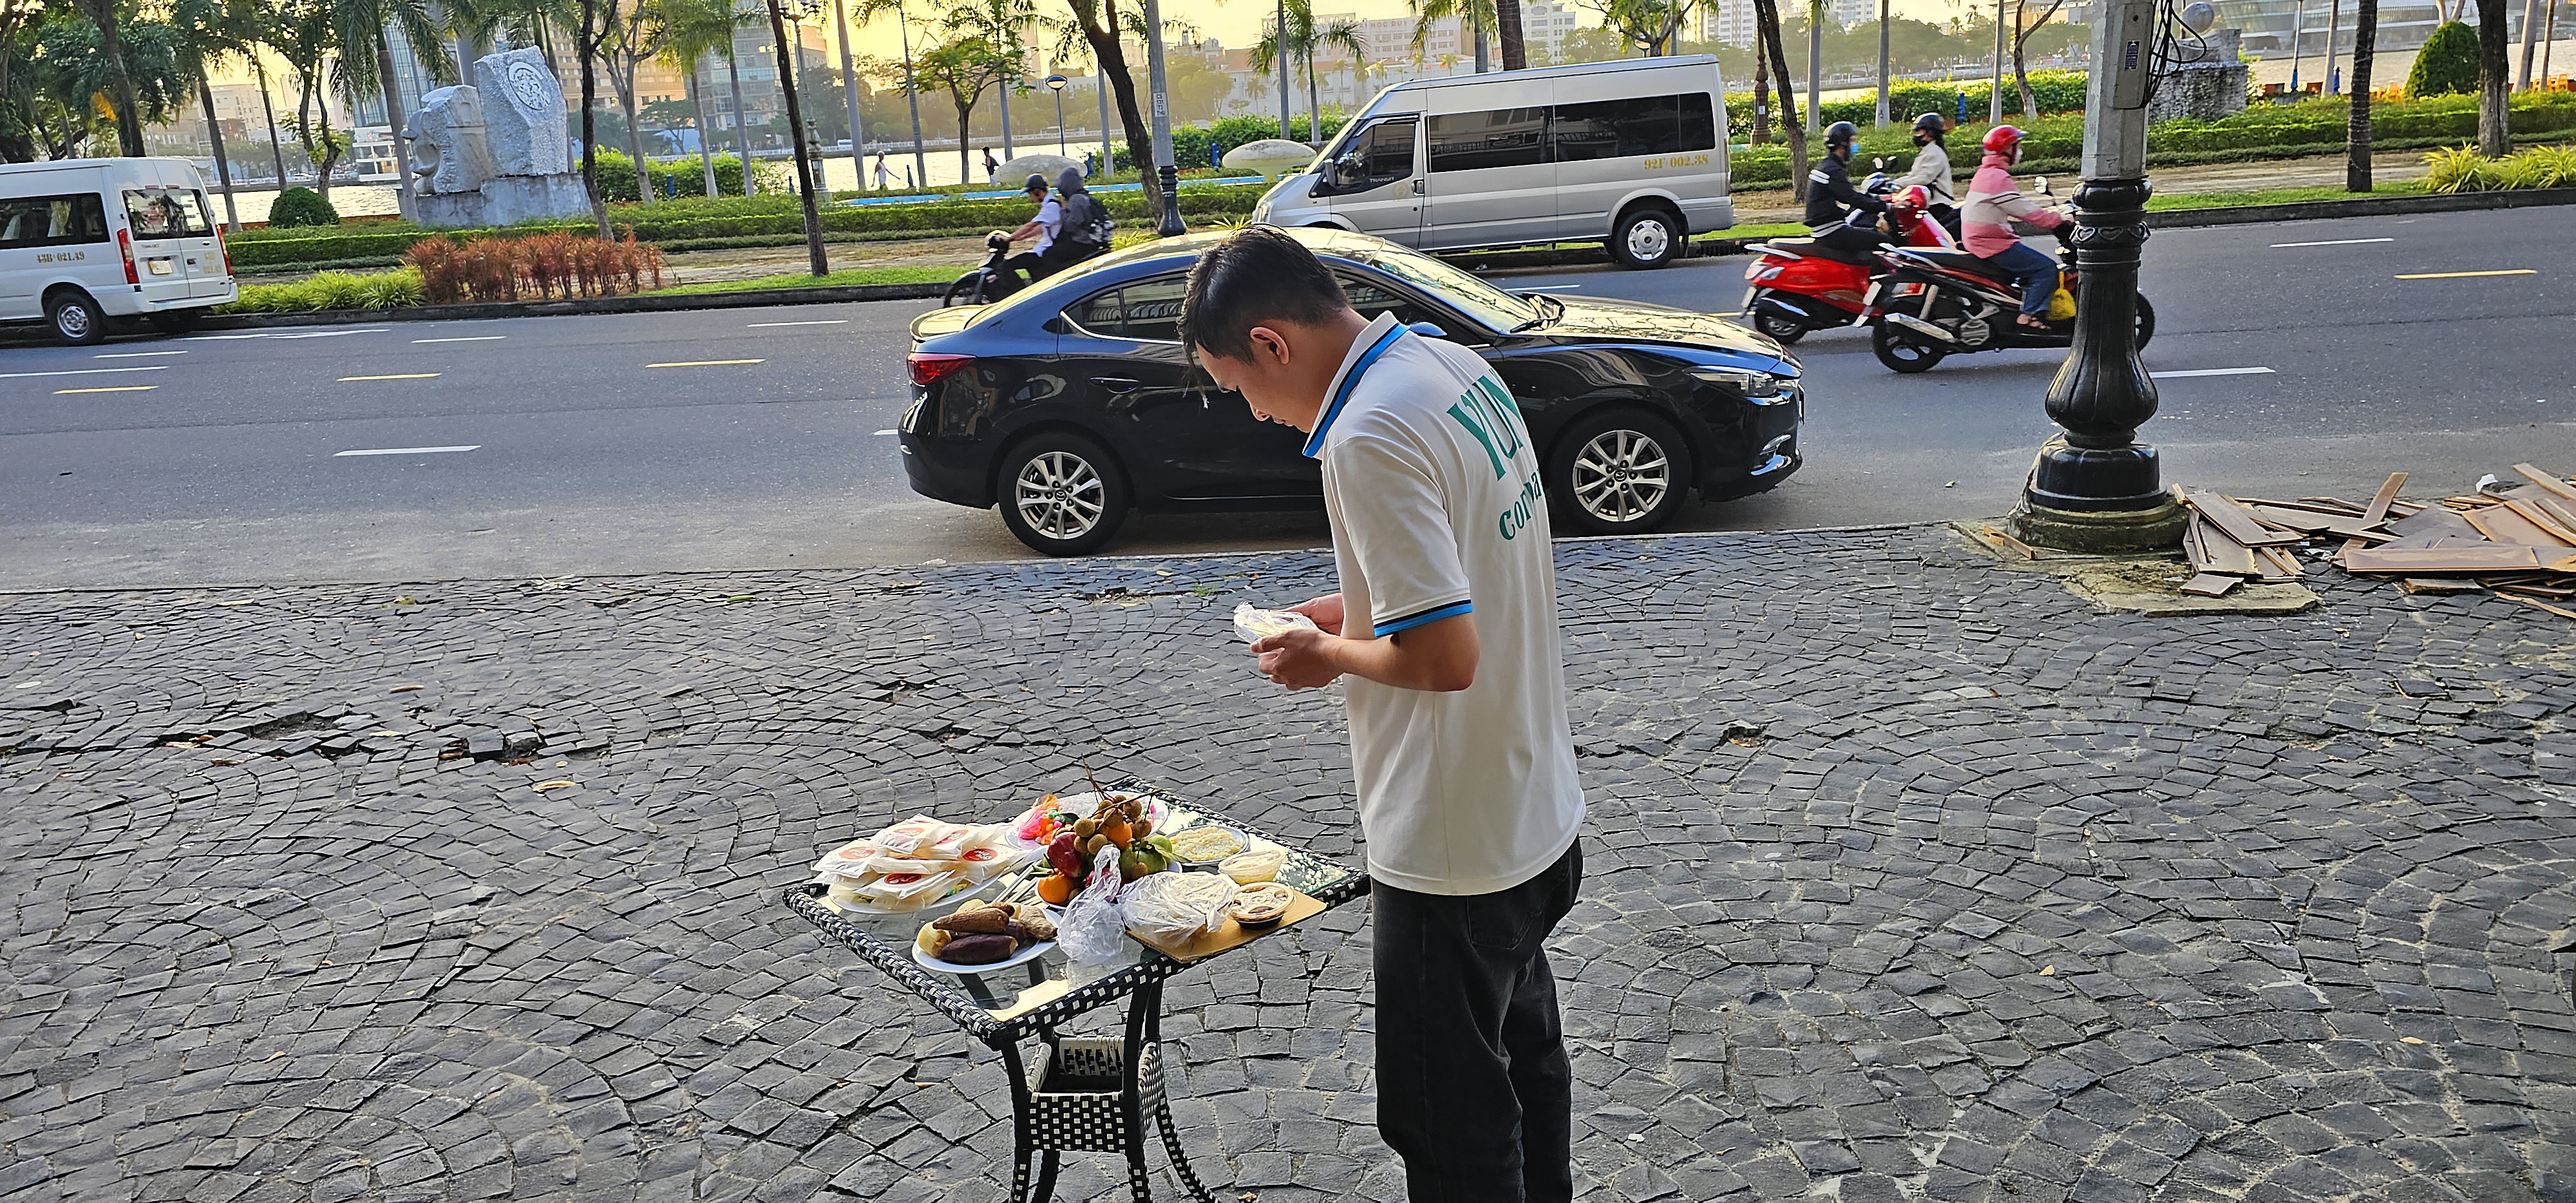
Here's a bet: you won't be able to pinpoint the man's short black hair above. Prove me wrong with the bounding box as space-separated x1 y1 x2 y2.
1180 225 1352 363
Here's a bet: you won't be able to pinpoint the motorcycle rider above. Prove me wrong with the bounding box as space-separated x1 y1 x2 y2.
1960 125 2068 331
1803 121 1889 256
999 174 1064 290
1889 113 1958 236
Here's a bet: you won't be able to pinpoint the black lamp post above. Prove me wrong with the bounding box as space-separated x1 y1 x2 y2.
2004 0 2187 552
1046 74 1068 156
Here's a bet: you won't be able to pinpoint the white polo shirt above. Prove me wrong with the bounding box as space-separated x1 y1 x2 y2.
1307 312 1584 896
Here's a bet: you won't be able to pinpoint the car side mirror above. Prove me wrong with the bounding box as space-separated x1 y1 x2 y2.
1872 156 1885 169
2034 176 2052 195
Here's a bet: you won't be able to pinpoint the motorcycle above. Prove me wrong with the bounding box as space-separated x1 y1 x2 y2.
1857 179 2156 374
944 231 1022 307
1740 170 1958 346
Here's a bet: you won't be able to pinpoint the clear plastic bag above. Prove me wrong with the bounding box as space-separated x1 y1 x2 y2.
1120 872 1240 944
1056 846 1132 975
1234 603 1320 644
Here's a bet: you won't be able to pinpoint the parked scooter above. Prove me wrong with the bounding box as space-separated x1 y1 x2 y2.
1857 178 2157 374
943 232 1021 307
1741 171 1958 345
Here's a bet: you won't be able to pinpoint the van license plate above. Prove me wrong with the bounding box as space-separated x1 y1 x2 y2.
148 260 173 276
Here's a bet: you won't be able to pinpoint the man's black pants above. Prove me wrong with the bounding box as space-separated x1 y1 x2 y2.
1373 839 1582 1203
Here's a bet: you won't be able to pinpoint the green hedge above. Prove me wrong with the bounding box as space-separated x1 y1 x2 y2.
588 148 793 202
1727 70 2090 130
226 182 1267 267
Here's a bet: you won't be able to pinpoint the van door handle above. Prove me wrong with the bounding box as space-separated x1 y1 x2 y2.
1091 376 1142 394
1410 180 1425 194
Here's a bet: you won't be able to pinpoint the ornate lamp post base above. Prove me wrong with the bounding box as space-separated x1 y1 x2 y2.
1157 164 1185 237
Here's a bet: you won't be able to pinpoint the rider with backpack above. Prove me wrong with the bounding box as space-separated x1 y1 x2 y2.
1051 167 1114 267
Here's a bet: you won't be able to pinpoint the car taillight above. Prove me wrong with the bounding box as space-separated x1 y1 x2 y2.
117 229 138 285
908 353 973 387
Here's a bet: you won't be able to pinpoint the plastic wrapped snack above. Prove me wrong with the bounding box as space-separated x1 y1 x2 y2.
1121 871 1240 944
1234 603 1321 644
871 815 951 855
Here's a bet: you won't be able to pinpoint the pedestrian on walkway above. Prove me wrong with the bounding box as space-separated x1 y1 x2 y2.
1180 227 1586 1203
875 152 891 191
982 146 999 182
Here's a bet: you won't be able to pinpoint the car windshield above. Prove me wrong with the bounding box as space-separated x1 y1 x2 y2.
1358 249 1542 334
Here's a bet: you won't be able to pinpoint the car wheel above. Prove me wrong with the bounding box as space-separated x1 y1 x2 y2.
1870 320 1946 374
1607 207 1681 270
1548 408 1692 536
996 431 1131 556
48 290 105 345
149 309 204 336
2134 294 2156 351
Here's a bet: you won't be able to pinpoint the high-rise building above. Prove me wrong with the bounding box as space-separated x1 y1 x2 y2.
1519 0 1585 61
1702 0 1758 48
1827 0 1875 31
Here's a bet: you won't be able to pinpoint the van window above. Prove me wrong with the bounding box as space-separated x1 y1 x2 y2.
124 189 213 240
1353 120 1417 186
0 194 109 248
1551 93 1719 162
1426 107 1548 173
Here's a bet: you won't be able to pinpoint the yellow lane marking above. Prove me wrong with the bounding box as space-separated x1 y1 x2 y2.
339 373 442 381
2394 269 2537 279
55 385 159 394
647 359 766 368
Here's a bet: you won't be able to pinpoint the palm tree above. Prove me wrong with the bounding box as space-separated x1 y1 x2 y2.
284 0 450 217
655 0 746 194
1252 0 1363 144
272 0 352 198
2346 0 2378 190
1750 0 1806 200
171 0 262 226
1406 0 1495 72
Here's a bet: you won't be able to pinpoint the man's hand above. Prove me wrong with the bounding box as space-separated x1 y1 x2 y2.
1289 592 1345 637
1253 626 1343 690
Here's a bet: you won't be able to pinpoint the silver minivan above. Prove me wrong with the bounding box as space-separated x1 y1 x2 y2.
1251 56 1731 269
0 157 236 344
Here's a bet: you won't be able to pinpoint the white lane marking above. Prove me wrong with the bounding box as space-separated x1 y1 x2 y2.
95 349 187 359
189 328 390 341
2150 367 2275 379
413 336 507 343
2271 237 2395 248
746 319 849 327
0 365 168 380
873 428 898 435
334 445 480 457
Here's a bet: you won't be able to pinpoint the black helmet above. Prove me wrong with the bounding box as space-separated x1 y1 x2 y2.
1023 173 1048 193
1824 121 1858 149
1913 112 1947 137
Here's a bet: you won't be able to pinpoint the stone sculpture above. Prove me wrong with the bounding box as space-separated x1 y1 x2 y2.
2145 26 2249 124
404 48 589 228
475 48 571 178
408 86 497 196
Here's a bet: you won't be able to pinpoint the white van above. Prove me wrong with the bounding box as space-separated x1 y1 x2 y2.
1 157 237 345
1251 56 1730 269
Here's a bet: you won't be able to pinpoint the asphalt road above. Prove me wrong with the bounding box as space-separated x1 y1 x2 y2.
3 205 2568 589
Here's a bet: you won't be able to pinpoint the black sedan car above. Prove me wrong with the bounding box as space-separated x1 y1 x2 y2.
899 227 1803 555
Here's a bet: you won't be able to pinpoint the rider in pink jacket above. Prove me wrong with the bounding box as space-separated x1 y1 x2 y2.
1958 126 2067 329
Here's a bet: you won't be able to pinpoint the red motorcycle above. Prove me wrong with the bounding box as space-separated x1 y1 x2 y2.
1857 184 2157 374
1741 176 1957 345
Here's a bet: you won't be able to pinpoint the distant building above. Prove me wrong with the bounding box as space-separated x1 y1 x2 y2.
1703 0 1758 48
1519 0 1584 61
2208 0 2452 59
1826 0 1875 29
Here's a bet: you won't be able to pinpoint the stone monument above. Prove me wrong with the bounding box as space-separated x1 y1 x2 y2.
407 48 592 227
2145 24 2249 124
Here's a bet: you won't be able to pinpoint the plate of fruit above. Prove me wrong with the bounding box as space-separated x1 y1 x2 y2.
1030 791 1180 906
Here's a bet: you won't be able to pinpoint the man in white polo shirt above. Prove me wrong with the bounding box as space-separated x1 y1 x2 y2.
1180 227 1585 1203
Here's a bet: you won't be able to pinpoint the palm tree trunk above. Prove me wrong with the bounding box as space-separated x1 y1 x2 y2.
1472 9 1488 72
999 77 1014 159
690 63 719 196
2347 0 2378 189
617 57 656 202
2520 0 2543 88
1875 0 1891 125
375 32 417 221
2476 0 2511 154
199 77 240 229
1753 0 1808 201
82 0 146 156
727 50 757 194
256 59 289 185
1497 0 1525 70
1307 55 1319 142
582 0 612 236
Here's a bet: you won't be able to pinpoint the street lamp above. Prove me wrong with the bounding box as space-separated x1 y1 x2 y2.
2005 0 2184 552
1633 35 1654 57
1046 74 1068 156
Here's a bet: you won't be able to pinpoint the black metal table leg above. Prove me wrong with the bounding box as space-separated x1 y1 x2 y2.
1155 1101 1217 1203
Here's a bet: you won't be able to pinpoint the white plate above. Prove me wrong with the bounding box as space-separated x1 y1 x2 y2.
912 936 1055 976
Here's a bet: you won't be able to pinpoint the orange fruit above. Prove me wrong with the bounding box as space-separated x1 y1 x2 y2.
1036 873 1075 907
1103 818 1133 849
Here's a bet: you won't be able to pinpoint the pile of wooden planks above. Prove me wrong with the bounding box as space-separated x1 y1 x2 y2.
2177 464 2576 618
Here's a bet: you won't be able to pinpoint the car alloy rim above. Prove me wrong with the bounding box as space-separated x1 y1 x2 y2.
1014 451 1105 540
1626 218 1669 261
59 306 89 337
1571 429 1671 524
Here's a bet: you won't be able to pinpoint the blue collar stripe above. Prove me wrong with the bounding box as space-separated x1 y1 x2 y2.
1302 324 1407 459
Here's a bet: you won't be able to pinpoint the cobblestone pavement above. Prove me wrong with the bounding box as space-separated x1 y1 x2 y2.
5 526 2574 1203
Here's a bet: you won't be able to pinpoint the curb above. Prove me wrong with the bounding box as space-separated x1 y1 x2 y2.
187 187 2575 330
